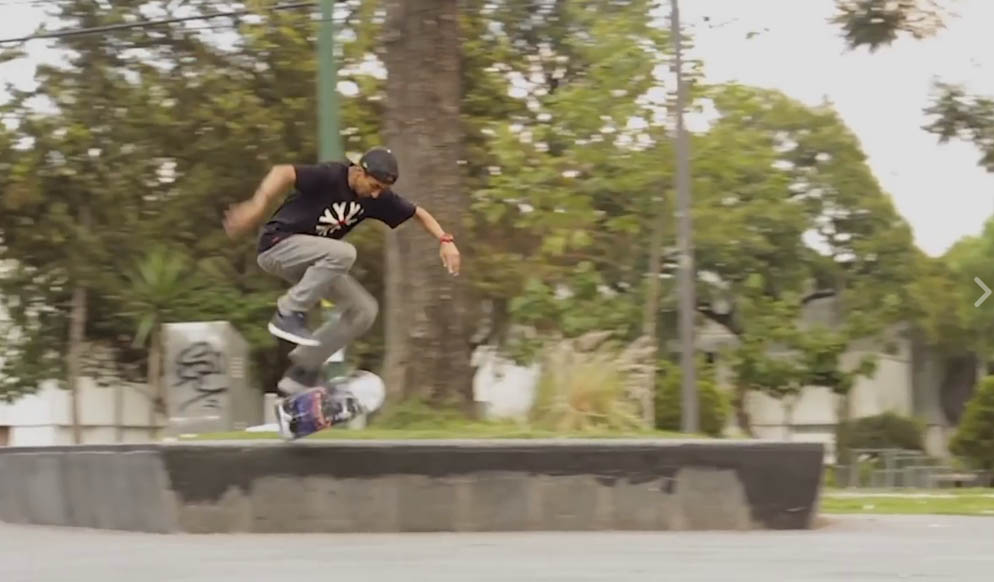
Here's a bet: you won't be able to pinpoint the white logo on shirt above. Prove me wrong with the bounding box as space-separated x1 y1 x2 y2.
316 201 363 236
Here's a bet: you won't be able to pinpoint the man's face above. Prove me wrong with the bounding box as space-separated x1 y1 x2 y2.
355 170 391 198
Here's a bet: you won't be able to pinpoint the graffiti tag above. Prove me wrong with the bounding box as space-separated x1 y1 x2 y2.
174 341 227 412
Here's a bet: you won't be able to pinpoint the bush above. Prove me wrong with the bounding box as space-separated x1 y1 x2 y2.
654 358 730 437
835 411 925 464
950 375 994 471
528 332 648 432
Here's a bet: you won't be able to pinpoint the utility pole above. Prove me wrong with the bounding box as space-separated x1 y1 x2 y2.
318 0 342 162
671 0 698 433
317 0 347 377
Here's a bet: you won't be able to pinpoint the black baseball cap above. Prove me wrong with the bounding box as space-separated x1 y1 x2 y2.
359 147 399 185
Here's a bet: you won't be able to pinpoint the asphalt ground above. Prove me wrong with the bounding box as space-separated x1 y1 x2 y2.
2 514 992 582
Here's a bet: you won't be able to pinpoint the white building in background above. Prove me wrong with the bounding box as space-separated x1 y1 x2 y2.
0 377 160 447
471 296 986 463
0 320 258 447
714 296 985 463
0 286 161 446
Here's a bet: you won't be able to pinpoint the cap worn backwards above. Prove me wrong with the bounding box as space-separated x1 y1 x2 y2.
359 147 399 185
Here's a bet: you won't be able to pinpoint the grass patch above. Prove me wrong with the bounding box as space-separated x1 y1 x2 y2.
820 490 994 516
177 396 714 441
824 487 994 496
177 423 697 441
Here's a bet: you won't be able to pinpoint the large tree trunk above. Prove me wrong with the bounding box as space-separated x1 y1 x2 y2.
640 190 667 427
382 0 472 409
66 284 87 445
149 328 163 438
733 385 756 438
114 381 124 443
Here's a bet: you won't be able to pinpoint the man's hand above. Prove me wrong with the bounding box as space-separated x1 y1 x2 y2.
223 164 296 239
223 199 264 239
440 240 461 276
414 207 462 276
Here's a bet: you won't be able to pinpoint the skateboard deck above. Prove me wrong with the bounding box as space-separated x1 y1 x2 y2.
275 370 385 440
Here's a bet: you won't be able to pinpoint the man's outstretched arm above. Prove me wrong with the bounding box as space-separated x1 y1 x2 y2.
414 206 461 276
223 164 297 239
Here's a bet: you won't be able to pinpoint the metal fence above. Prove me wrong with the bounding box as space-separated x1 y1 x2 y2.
833 448 989 489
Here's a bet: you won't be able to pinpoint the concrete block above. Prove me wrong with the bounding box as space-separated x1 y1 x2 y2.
0 454 27 523
248 475 398 533
177 487 251 534
104 452 137 531
672 467 754 530
461 472 531 531
609 477 675 530
535 475 601 530
119 451 179 533
396 474 461 532
249 476 322 533
80 452 126 530
22 453 70 526
61 452 94 528
0 440 825 533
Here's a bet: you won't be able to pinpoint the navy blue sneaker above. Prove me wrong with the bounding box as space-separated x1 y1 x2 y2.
267 309 320 347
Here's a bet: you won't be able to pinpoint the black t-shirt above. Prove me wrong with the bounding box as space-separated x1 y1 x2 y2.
257 161 417 254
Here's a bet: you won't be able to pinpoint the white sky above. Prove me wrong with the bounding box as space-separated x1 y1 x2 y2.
677 0 994 257
2 0 993 257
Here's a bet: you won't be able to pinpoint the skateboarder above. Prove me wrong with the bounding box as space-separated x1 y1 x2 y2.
223 147 461 396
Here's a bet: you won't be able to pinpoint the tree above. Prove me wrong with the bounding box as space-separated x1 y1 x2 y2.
471 0 673 347
689 84 916 434
724 281 806 437
0 0 168 437
0 0 393 406
923 82 994 173
827 0 994 377
380 0 472 407
118 245 203 430
831 0 951 51
828 0 994 207
949 375 994 475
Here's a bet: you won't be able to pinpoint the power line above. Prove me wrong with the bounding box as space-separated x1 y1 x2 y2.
0 1 319 45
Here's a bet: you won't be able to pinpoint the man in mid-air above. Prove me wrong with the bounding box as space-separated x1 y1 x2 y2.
223 147 461 396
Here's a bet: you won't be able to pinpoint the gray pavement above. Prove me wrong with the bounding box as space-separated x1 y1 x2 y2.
3 514 994 582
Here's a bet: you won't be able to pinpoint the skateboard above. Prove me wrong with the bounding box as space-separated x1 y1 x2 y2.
274 370 385 440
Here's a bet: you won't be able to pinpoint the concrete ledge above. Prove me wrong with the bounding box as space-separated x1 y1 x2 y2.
0 439 823 533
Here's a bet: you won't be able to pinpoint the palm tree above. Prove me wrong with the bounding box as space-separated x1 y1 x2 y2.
120 246 201 437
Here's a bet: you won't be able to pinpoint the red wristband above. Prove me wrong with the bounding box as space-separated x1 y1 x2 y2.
440 233 454 243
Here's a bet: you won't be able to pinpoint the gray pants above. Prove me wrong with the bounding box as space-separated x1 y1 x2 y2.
257 234 378 371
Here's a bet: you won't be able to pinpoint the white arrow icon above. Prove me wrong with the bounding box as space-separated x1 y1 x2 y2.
975 277 991 307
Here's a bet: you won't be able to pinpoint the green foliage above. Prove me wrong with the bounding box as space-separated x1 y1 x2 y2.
118 246 204 347
831 0 949 51
725 283 805 403
469 0 674 348
0 0 970 424
506 261 645 362
913 217 994 361
796 327 879 396
691 83 921 434
0 0 388 399
949 375 994 471
924 81 994 170
835 411 926 464
654 358 730 437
